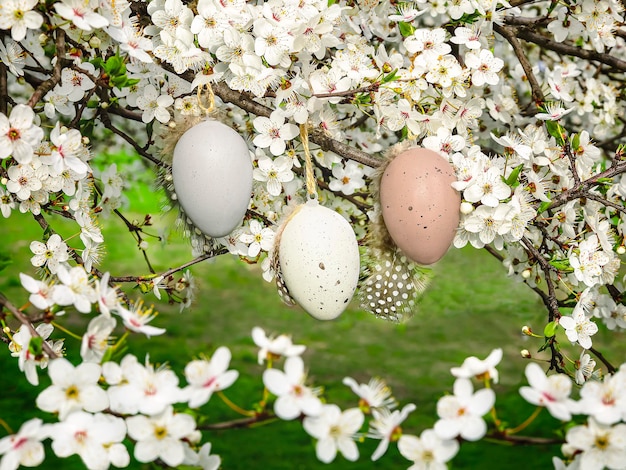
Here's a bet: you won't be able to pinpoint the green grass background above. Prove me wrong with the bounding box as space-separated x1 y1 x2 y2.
1 161 626 469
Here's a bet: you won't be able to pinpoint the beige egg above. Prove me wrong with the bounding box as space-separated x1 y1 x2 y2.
279 200 360 321
380 147 460 265
172 120 253 238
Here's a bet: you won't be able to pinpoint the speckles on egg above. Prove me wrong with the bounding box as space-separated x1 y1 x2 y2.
278 199 360 321
380 147 461 265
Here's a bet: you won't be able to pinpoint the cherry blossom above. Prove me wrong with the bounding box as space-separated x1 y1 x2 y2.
0 104 43 164
263 356 323 420
519 363 576 421
368 403 416 461
253 110 299 157
0 418 49 470
303 405 364 463
126 406 197 467
251 326 306 365
36 358 109 419
434 377 495 441
29 234 69 274
184 347 239 408
398 429 459 470
0 0 43 42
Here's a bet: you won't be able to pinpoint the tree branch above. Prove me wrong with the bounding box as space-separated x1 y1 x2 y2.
0 294 59 359
0 63 7 115
494 24 545 106
27 30 66 107
511 26 626 72
589 346 617 374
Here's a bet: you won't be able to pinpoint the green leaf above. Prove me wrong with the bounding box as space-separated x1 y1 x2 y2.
544 120 565 145
381 69 398 84
111 75 127 87
327 0 336 5
124 78 140 87
505 164 524 187
537 201 552 214
549 259 573 272
571 133 580 151
90 57 104 70
28 336 43 357
398 21 415 37
544 321 558 338
105 55 123 75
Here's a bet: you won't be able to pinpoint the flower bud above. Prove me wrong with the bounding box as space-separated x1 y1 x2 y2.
38 33 48 45
460 202 474 214
168 121 176 128
521 325 532 336
89 36 101 49
617 245 625 255
139 240 149 250
101 102 109 109
521 269 531 279
520 349 531 358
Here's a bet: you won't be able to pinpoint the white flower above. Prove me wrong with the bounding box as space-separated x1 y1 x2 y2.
239 220 275 258
0 186 16 217
53 265 96 314
104 354 184 416
9 323 63 386
36 358 109 419
0 104 44 163
0 0 43 42
578 373 626 425
463 166 511 207
107 23 153 63
253 155 294 196
570 235 611 288
251 327 306 365
50 412 128 470
434 378 495 441
342 377 397 412
126 406 196 467
0 418 48 470
368 403 417 461
303 404 364 463
6 164 42 201
253 110 299 156
560 304 599 350
94 272 121 315
29 234 69 274
519 363 576 421
565 418 626 470
329 161 366 196
116 301 166 338
263 356 322 420
0 38 25 77
575 351 597 385
450 348 503 383
184 347 239 408
398 429 460 470
80 314 116 363
44 123 89 175
19 273 56 310
136 84 174 124
54 0 109 31
535 102 574 121
465 49 504 86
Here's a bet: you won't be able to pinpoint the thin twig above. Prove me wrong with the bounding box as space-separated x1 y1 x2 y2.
0 63 7 115
589 346 617 374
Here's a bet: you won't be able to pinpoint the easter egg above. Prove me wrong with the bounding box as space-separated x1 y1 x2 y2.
279 199 360 321
172 120 253 238
380 147 460 265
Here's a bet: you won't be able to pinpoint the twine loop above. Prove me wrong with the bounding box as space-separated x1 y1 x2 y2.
197 82 215 115
299 124 318 200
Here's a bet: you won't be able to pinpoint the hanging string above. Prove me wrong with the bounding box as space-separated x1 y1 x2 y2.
299 124 318 199
197 82 215 115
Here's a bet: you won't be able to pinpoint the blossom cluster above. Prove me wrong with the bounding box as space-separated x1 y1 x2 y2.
0 0 625 468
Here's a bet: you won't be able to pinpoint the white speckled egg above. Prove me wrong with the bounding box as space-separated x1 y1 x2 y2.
380 147 460 265
279 200 360 321
172 120 253 238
